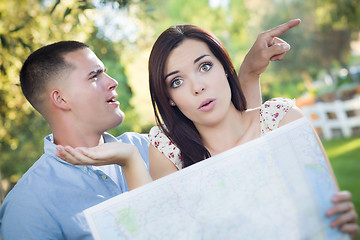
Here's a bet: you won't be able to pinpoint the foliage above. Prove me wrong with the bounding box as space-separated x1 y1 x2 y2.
0 0 135 181
249 0 359 99
113 0 252 130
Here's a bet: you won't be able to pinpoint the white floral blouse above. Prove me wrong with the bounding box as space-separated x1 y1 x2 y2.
148 98 295 170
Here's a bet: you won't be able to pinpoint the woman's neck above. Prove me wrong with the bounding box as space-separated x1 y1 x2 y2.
196 107 261 156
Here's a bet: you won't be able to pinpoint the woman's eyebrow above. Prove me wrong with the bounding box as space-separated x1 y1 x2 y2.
164 70 179 81
163 54 210 80
194 54 210 64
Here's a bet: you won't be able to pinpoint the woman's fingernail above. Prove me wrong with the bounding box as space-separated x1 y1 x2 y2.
282 44 290 50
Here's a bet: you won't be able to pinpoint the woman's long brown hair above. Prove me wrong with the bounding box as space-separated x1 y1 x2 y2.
148 24 247 168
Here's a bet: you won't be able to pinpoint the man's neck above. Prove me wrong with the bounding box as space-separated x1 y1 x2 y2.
52 127 105 148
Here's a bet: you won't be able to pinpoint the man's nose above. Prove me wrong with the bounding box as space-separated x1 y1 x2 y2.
106 74 118 90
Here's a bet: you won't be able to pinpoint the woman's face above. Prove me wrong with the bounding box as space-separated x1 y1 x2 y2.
163 38 233 128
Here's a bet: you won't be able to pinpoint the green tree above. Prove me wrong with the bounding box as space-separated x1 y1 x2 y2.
0 0 94 182
112 0 251 131
0 0 139 190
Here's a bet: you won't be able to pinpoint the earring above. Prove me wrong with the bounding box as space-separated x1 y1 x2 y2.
170 100 176 106
225 73 228 77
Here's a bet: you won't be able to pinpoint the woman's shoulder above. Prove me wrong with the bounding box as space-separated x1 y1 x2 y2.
260 97 296 135
262 97 295 110
148 126 183 169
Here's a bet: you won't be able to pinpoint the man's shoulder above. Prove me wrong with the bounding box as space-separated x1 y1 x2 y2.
2 154 62 199
116 132 150 146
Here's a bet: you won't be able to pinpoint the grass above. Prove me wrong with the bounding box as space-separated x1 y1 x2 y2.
322 136 360 238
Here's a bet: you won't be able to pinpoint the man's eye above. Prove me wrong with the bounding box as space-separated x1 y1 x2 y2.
90 74 98 80
171 78 183 88
200 63 212 72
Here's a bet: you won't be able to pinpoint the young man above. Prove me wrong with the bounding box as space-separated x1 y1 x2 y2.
0 41 151 239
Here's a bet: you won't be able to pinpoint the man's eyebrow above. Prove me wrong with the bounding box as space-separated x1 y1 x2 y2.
164 70 179 81
194 54 209 64
88 67 106 76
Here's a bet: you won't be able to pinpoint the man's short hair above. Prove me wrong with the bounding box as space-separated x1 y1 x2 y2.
20 41 89 113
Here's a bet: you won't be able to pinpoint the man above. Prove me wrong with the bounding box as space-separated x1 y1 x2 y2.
0 41 151 239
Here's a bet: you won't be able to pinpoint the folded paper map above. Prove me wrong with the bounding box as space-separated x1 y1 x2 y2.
84 117 350 240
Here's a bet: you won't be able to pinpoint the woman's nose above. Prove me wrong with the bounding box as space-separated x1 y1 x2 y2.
192 78 205 95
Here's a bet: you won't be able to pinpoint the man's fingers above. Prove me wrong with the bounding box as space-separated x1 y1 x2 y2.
264 19 301 39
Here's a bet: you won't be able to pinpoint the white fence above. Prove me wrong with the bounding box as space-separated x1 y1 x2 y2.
301 96 360 140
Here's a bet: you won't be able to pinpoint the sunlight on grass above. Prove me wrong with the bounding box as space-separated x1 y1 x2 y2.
325 138 360 158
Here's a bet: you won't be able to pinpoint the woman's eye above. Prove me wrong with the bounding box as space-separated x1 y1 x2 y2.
200 63 212 72
171 78 183 88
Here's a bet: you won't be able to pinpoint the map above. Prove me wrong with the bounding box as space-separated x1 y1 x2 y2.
84 118 350 240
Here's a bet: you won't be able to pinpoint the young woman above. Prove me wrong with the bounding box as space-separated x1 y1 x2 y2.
57 21 359 238
147 24 358 238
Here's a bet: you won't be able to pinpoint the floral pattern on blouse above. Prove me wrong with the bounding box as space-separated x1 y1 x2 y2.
260 98 295 135
148 98 295 170
148 127 183 169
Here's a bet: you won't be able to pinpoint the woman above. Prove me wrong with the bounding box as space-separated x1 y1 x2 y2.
147 24 358 238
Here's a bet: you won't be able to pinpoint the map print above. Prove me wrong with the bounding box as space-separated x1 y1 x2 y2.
84 118 350 240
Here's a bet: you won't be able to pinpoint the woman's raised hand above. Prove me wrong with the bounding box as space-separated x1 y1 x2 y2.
239 19 301 77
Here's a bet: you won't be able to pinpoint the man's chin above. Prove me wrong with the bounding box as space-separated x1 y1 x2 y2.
107 113 125 131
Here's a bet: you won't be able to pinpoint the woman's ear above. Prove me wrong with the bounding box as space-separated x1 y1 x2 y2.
50 89 70 110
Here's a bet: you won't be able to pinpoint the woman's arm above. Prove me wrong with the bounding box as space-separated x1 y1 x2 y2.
279 107 359 239
149 144 178 180
239 19 301 108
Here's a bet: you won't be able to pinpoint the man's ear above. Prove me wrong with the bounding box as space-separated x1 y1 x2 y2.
50 89 70 110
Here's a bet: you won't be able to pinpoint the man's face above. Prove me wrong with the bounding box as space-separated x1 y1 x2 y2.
61 48 124 134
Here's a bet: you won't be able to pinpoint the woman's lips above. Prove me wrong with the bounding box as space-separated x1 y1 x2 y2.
198 98 216 112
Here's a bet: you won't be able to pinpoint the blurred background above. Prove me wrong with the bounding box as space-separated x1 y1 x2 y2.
0 0 359 232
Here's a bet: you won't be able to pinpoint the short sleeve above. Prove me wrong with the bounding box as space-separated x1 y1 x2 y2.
260 98 295 135
148 126 183 169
